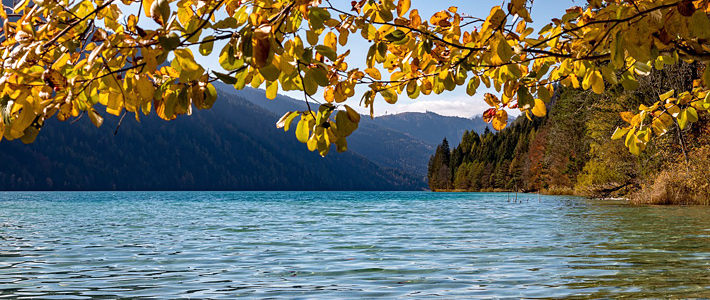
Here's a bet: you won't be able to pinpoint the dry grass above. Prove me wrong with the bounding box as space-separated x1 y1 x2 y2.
542 186 575 196
632 147 710 205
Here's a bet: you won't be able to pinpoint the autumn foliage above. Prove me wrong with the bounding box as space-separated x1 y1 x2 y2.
2 0 710 156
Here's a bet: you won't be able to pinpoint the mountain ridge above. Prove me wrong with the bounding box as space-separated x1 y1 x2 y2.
0 93 424 191
218 84 492 178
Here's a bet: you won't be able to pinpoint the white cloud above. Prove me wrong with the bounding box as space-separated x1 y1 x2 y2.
383 96 489 118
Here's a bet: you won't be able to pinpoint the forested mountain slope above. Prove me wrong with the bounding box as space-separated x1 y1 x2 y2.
428 63 710 203
0 93 423 191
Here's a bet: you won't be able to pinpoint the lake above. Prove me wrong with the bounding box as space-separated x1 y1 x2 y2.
1 191 710 299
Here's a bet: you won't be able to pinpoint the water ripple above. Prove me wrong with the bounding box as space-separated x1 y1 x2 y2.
2 191 710 298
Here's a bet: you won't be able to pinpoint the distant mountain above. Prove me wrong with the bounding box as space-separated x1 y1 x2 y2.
218 85 489 178
0 93 424 191
374 112 490 147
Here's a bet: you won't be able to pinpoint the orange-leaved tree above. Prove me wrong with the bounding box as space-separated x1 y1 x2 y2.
1 0 710 156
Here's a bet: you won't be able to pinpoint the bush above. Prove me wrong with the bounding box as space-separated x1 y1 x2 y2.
632 146 710 205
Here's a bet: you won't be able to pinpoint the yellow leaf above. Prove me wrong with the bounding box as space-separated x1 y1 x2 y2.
324 86 335 103
430 11 450 26
295 117 309 143
324 32 337 52
591 71 605 95
380 89 398 104
142 0 155 17
492 109 508 131
396 0 410 17
482 6 506 32
307 133 317 151
619 111 635 124
365 67 381 80
135 75 155 102
265 81 278 100
339 29 349 46
484 93 500 108
491 33 512 65
172 49 205 81
666 103 681 117
531 99 546 117
659 90 675 101
612 127 629 140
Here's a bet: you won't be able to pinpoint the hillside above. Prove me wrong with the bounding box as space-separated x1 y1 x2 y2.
427 62 710 203
220 85 487 178
374 112 490 147
0 93 424 191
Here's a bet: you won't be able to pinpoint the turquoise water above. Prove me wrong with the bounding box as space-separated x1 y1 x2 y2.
2 192 710 299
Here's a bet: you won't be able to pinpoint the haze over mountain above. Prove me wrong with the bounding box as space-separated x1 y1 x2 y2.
220 85 491 177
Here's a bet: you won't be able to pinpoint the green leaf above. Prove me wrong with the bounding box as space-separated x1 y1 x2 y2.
199 35 215 56
219 45 243 71
303 69 319 95
686 107 699 123
600 66 618 85
335 110 357 137
20 126 39 144
466 77 480 96
691 10 710 40
310 67 330 87
344 104 360 123
258 64 281 82
213 71 237 85
315 45 337 61
158 33 181 51
517 86 534 110
380 89 398 104
385 30 407 42
678 109 688 129
620 71 639 91
212 17 238 29
335 136 347 153
308 7 330 30
203 83 217 109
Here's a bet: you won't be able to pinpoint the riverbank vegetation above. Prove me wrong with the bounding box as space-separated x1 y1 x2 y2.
428 63 710 205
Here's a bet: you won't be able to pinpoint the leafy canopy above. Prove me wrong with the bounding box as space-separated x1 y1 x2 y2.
1 0 710 155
